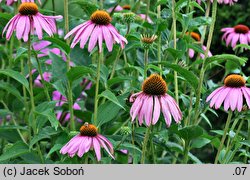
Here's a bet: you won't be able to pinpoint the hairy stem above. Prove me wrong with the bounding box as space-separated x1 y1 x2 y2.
141 127 151 164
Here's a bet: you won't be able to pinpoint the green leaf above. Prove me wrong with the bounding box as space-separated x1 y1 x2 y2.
43 37 70 54
36 110 59 130
67 66 95 83
30 127 60 148
0 69 30 93
0 141 29 162
178 125 204 141
46 144 63 159
0 81 23 102
97 102 121 127
154 62 199 90
165 48 184 59
14 47 27 62
98 90 125 110
191 137 211 149
107 77 133 87
70 0 98 16
50 53 67 81
204 54 246 69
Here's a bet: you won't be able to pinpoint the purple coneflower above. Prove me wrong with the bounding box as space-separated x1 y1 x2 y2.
206 74 250 112
187 32 212 59
129 74 182 127
3 2 62 42
60 122 114 161
221 24 250 48
34 72 51 87
64 10 127 53
52 90 83 124
0 0 41 5
197 0 237 5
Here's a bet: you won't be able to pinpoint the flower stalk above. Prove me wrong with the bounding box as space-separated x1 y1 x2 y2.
141 127 151 164
64 0 75 131
214 110 233 164
172 0 179 105
93 52 102 125
194 0 217 125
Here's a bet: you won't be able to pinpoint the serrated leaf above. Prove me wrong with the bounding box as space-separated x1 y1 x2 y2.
0 141 29 162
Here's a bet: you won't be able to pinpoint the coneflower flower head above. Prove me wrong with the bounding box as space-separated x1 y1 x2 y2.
123 12 136 24
64 10 127 53
60 122 114 161
197 0 237 5
206 74 250 112
221 24 250 48
141 34 158 49
0 0 41 6
3 2 62 41
129 74 182 127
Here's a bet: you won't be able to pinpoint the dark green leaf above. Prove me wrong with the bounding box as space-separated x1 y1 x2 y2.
178 125 204 141
153 62 199 90
0 69 30 93
67 66 95 83
205 54 246 69
0 141 29 162
43 37 70 54
30 127 60 148
98 90 125 110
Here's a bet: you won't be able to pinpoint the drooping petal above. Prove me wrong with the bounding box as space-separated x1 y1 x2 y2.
152 96 161 125
93 137 101 161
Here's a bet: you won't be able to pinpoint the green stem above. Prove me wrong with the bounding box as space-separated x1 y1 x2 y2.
145 0 150 22
144 49 149 79
157 2 162 76
64 0 75 131
194 0 217 125
93 52 102 125
100 0 103 9
27 37 36 131
52 0 55 15
183 140 190 164
34 53 51 101
222 118 244 164
141 127 151 164
214 110 233 164
172 0 179 105
110 48 121 79
28 36 45 164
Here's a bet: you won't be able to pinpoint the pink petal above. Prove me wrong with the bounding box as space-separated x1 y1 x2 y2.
152 96 161 125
